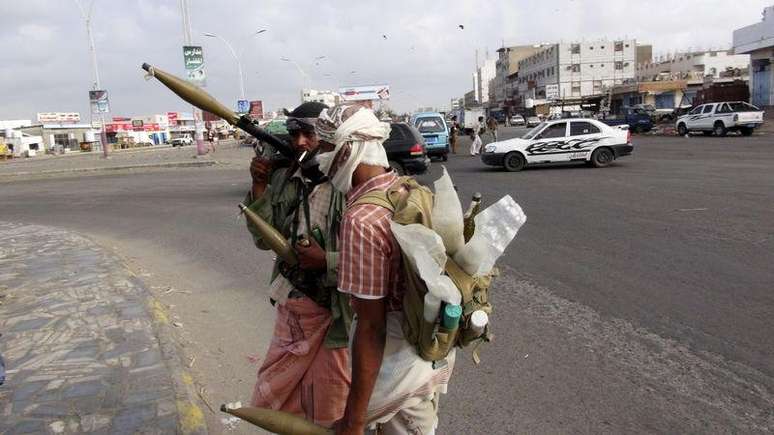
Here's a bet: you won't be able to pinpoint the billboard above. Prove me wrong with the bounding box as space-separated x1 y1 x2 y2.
167 112 178 124
89 90 110 114
183 45 206 86
37 112 81 123
339 84 390 101
236 100 249 114
249 100 263 118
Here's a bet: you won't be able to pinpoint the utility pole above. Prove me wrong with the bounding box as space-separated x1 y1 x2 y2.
179 0 207 156
74 0 109 158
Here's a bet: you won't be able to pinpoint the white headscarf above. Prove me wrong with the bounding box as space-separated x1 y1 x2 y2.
316 105 391 193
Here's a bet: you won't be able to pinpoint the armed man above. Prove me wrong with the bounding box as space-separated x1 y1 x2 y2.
242 101 352 429
315 104 454 435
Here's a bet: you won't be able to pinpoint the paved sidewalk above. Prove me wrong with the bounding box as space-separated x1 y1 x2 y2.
0 140 248 180
0 222 206 434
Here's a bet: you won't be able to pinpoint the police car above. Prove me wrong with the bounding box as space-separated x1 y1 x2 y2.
481 118 633 172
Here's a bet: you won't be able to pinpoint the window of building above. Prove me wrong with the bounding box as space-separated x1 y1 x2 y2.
571 64 580 72
570 122 600 136
600 64 605 67
571 82 581 95
600 45 605 49
571 44 580 54
710 51 717 57
625 44 630 48
590 46 594 50
615 61 623 70
615 41 623 51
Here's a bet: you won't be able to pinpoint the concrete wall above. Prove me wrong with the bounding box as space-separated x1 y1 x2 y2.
733 5 774 54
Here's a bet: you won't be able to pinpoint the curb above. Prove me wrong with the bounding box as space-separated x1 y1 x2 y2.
111 249 210 434
0 160 219 179
126 275 209 435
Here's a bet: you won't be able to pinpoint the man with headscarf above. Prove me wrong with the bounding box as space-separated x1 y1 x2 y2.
242 101 352 428
316 104 454 435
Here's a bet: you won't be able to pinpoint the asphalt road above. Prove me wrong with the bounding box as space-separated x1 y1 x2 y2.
2 129 773 433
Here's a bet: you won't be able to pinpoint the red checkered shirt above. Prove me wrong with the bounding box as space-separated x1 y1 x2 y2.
337 171 403 312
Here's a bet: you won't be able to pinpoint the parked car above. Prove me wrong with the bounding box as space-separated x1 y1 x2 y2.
383 122 430 175
481 118 633 172
526 116 541 127
410 112 450 161
509 115 526 126
675 101 764 136
600 107 653 133
169 136 193 147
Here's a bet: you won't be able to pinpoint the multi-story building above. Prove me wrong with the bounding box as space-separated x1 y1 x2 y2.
637 50 750 82
516 39 639 104
472 59 496 106
491 45 547 114
733 5 774 107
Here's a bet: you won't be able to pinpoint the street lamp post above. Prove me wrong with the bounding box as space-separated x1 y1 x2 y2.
204 29 266 102
280 57 311 92
74 0 108 158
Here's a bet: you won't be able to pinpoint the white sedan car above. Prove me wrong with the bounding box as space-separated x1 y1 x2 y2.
481 118 633 172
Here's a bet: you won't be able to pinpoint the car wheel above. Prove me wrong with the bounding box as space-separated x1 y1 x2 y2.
713 121 727 137
503 152 526 172
591 147 614 168
441 153 448 162
631 125 640 134
389 160 404 175
740 127 753 136
677 123 688 136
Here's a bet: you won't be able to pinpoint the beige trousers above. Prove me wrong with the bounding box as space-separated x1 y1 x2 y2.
366 393 439 435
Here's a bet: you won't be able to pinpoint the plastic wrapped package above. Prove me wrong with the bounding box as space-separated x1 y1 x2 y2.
390 222 462 310
431 166 465 256
452 195 527 276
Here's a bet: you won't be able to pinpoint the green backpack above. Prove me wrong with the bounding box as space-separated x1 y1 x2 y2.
352 176 496 364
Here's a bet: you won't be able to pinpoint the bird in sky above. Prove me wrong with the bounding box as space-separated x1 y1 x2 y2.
458 24 464 30
382 34 388 39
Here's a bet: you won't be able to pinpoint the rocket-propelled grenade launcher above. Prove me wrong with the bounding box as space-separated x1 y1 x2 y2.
140 63 294 160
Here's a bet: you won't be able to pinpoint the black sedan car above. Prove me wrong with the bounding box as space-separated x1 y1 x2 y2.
382 122 430 175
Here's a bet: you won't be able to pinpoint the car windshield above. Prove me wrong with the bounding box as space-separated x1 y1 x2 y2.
522 122 546 139
415 117 446 133
728 102 760 112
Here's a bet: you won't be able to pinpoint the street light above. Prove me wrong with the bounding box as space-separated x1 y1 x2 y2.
203 29 266 101
280 57 311 90
74 0 109 158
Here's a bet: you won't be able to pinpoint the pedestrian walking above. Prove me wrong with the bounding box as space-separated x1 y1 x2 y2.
242 101 352 429
487 115 498 142
470 116 484 155
449 115 459 154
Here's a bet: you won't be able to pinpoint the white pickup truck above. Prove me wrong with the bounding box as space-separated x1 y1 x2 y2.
675 101 764 137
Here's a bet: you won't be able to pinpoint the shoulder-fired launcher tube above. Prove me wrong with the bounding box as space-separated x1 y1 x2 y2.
220 405 331 435
238 203 297 266
140 63 294 159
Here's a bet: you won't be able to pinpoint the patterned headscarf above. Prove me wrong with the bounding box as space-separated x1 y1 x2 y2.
315 104 392 193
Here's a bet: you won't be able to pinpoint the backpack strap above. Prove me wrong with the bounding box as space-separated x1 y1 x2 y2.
351 190 395 212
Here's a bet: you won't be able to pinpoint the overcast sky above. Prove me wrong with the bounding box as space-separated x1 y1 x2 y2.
0 0 768 119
